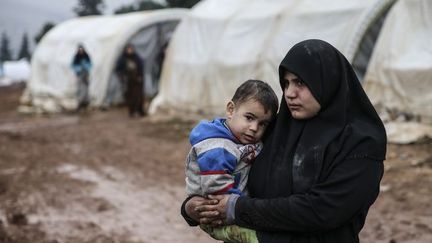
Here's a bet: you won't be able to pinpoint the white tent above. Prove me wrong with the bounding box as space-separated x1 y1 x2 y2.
21 9 187 113
0 59 30 86
363 0 432 123
150 0 395 116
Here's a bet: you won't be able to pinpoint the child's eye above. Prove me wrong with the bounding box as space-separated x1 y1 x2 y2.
245 115 254 121
259 122 269 127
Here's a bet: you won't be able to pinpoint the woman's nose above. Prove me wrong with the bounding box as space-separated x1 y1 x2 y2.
285 85 296 98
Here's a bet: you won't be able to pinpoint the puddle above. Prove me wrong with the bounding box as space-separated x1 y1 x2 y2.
29 163 209 242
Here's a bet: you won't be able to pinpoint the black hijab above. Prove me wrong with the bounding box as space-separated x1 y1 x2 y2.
247 39 387 198
72 45 91 65
116 44 143 73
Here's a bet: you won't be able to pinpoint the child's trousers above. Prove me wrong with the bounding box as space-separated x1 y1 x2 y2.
200 224 258 243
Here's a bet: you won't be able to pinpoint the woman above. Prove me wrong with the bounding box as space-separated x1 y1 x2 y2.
71 44 92 111
116 44 145 117
181 39 387 242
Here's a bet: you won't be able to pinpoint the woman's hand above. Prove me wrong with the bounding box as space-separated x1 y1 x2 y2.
196 194 230 226
185 196 219 223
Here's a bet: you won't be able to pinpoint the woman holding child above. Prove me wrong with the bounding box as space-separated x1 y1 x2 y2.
181 39 387 243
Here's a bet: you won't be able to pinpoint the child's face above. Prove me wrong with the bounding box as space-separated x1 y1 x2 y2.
226 99 273 144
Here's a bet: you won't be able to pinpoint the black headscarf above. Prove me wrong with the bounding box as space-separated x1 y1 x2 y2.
247 39 387 198
116 44 144 74
72 45 91 65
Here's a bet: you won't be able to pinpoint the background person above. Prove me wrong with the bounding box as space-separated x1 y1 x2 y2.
116 44 145 117
71 44 92 111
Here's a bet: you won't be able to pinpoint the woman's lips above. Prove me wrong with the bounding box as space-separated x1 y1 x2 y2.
288 104 301 110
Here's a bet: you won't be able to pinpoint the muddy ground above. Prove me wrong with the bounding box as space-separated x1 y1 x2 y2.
0 84 431 243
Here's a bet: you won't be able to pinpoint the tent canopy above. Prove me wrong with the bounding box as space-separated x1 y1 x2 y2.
363 0 432 122
0 59 30 86
150 0 395 116
22 9 187 113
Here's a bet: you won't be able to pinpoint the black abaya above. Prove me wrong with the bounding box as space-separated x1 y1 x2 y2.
235 39 387 243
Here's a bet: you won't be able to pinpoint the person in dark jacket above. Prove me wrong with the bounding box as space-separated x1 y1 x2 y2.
181 39 387 243
116 44 145 117
71 44 92 111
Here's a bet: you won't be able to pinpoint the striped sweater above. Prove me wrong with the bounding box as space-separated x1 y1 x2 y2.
185 118 262 196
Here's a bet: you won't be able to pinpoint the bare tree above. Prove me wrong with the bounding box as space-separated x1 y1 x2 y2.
0 32 13 62
73 0 105 16
17 33 31 60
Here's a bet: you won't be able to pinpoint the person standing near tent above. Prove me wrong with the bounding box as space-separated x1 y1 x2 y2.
116 44 145 117
71 44 92 111
181 39 387 243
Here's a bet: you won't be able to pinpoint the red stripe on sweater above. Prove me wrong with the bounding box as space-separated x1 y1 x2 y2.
200 170 227 175
214 183 235 194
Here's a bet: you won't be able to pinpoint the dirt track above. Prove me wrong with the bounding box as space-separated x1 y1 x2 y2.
0 84 431 243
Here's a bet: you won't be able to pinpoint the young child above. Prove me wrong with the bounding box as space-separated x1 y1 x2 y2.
185 79 279 243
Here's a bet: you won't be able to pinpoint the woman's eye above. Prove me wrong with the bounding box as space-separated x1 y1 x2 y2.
245 116 253 121
296 80 304 87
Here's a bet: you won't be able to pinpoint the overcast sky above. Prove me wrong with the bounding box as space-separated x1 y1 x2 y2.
0 0 139 55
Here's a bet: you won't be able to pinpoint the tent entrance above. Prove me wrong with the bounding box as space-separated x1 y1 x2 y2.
352 2 395 82
104 20 179 106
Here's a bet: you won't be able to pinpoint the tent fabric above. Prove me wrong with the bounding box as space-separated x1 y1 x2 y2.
21 9 187 113
385 122 432 144
0 59 30 86
363 0 432 122
150 0 395 116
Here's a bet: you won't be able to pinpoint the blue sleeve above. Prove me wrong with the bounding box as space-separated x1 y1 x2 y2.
71 63 81 74
83 61 92 72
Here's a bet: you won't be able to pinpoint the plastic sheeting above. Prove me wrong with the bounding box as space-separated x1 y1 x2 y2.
150 0 395 115
385 122 432 144
21 9 187 113
363 0 432 122
0 59 30 86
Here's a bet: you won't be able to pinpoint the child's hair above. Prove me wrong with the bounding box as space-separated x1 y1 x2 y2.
232 79 279 117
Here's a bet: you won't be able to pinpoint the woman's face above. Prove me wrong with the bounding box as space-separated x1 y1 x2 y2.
283 71 321 120
126 46 134 55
